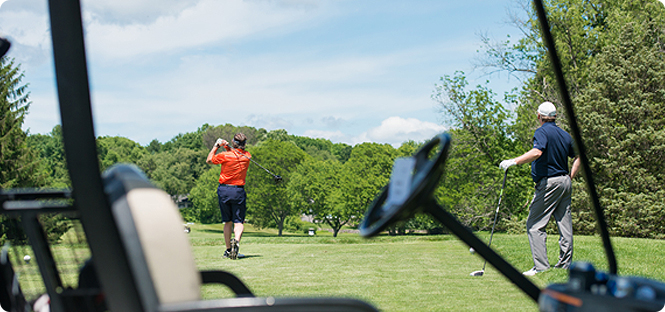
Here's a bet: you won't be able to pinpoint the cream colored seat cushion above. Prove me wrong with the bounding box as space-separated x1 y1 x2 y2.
114 187 201 304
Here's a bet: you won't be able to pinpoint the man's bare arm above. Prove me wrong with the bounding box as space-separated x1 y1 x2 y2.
514 148 543 165
570 157 581 179
206 145 219 165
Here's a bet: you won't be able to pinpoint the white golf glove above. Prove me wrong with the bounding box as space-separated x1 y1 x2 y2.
499 159 517 171
215 139 224 147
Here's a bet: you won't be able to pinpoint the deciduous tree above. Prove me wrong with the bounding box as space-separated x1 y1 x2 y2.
432 72 530 230
26 125 69 187
189 167 223 223
246 139 307 236
335 143 396 232
288 158 347 236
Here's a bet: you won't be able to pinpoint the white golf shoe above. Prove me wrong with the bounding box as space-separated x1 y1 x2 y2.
522 267 545 276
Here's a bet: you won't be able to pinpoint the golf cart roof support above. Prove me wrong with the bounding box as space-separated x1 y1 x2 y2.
47 0 145 310
533 0 617 275
21 215 66 312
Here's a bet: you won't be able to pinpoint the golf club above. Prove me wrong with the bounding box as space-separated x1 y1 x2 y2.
470 169 508 276
220 138 283 183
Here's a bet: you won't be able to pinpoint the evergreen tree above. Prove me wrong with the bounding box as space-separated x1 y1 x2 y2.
575 15 665 237
0 57 44 188
0 57 49 245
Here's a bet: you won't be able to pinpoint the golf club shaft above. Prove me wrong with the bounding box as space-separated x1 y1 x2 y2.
226 144 280 179
481 170 508 271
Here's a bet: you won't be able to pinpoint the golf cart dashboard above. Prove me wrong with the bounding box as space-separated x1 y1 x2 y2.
540 261 665 311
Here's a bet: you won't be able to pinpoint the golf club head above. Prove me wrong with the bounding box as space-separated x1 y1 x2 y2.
470 270 484 277
273 175 283 183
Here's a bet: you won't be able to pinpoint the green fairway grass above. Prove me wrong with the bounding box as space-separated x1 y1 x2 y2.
187 224 665 311
11 222 665 311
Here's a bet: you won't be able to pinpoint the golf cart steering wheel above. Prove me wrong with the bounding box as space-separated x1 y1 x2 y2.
359 133 451 237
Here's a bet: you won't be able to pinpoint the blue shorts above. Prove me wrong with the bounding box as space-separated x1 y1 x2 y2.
217 184 247 223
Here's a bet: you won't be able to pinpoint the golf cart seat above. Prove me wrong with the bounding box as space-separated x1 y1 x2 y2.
103 164 378 312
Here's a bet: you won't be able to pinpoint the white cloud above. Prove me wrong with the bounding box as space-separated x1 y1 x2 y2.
81 0 201 25
353 116 447 147
303 129 348 142
302 117 447 148
7 0 516 148
244 114 293 131
82 0 322 26
83 0 325 60
0 4 50 49
0 0 326 62
84 47 434 129
320 116 346 129
23 92 60 135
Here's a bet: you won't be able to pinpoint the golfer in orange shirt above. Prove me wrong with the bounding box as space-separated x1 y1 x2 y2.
206 133 251 260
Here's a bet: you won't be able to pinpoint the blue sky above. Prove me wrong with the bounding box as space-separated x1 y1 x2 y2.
1 0 527 147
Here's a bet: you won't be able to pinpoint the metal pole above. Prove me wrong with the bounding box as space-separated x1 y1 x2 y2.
47 0 144 310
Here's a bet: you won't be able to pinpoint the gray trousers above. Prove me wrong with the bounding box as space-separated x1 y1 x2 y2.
526 175 573 271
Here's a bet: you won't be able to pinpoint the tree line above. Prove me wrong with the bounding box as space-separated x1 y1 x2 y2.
24 123 433 237
2 0 665 240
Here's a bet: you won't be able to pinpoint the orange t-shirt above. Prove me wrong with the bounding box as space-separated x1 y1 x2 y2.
210 148 251 185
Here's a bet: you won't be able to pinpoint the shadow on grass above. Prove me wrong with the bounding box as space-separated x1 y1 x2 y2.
197 229 310 237
372 232 449 237
202 229 224 234
194 224 460 242
245 233 311 238
242 232 305 237
199 229 311 238
236 254 262 260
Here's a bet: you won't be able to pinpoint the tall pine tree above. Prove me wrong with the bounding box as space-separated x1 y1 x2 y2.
0 56 53 246
0 56 44 189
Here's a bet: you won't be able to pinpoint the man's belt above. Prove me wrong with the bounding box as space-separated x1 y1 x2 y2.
536 173 569 184
220 184 244 188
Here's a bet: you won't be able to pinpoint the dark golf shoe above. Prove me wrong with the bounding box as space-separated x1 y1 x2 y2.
230 239 239 260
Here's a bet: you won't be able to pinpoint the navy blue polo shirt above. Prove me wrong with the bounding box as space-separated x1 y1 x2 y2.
531 122 576 183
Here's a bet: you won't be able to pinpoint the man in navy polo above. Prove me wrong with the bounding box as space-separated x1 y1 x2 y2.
500 102 581 276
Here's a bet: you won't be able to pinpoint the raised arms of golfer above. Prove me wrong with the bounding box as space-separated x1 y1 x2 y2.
206 139 230 164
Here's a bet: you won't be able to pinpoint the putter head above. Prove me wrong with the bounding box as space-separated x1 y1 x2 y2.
470 270 484 277
273 175 283 183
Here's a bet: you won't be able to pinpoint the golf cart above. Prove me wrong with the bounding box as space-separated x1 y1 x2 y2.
1 0 664 311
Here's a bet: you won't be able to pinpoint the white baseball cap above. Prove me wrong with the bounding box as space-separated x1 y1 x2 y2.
537 101 557 117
